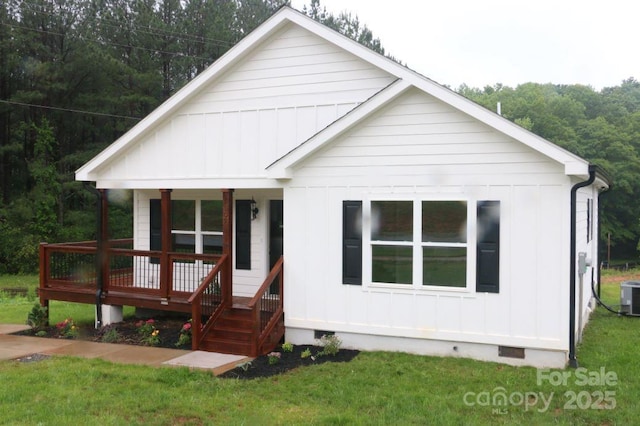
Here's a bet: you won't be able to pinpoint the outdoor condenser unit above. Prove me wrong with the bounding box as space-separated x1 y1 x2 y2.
620 281 640 316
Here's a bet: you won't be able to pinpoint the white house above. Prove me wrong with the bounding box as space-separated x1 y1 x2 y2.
72 6 608 367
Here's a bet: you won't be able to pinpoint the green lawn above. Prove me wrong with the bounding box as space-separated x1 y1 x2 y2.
0 273 638 424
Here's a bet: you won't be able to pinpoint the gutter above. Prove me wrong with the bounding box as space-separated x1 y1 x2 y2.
83 182 104 328
568 164 596 368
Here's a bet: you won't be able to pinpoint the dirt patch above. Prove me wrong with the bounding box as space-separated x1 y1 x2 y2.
15 353 52 363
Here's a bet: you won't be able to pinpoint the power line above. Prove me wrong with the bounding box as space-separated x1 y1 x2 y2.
0 99 142 121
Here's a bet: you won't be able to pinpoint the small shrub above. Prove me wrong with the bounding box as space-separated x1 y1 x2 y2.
26 303 48 331
301 348 312 359
137 319 160 346
281 342 294 352
267 352 281 365
317 334 342 356
101 327 121 343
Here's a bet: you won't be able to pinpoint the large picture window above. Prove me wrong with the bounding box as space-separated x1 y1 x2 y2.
371 200 467 288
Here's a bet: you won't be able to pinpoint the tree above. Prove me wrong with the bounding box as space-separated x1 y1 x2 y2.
461 81 640 259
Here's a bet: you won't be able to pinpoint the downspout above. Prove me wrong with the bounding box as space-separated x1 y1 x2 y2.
569 164 596 368
83 182 104 328
596 186 609 300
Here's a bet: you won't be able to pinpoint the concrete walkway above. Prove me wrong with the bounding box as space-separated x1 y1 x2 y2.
0 324 250 375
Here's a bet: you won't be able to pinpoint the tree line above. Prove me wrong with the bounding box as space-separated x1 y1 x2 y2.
0 0 385 273
1 1 638 273
459 80 640 262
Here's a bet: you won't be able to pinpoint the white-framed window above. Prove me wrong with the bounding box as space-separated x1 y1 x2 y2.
368 198 470 289
171 199 223 255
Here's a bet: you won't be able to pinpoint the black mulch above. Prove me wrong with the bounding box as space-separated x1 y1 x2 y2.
218 344 360 380
15 314 192 350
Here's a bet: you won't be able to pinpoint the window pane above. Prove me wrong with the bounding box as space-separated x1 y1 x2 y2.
423 247 466 287
172 200 195 231
172 234 195 253
203 234 223 255
372 245 413 284
372 201 413 241
202 200 223 232
422 201 467 243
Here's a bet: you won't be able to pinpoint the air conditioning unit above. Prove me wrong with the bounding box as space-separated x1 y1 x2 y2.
621 281 640 316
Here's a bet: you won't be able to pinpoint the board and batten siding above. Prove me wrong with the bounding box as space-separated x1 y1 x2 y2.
283 89 572 351
94 23 395 185
133 189 278 297
574 185 600 335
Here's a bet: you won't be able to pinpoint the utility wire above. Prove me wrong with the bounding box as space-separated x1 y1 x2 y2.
0 99 142 121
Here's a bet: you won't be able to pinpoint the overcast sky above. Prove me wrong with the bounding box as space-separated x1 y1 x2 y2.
289 0 639 90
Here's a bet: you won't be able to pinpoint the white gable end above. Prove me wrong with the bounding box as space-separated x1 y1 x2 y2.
88 22 395 187
291 88 566 184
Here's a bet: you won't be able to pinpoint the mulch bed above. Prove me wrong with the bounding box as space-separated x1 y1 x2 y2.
218 344 359 380
15 316 360 378
16 314 192 350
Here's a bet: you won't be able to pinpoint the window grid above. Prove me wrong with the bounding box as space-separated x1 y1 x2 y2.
370 199 469 289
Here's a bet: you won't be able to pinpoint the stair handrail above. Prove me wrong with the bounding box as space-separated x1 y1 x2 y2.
247 256 284 356
188 254 229 350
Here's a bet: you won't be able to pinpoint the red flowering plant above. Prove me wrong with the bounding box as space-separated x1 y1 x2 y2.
175 319 192 348
56 318 79 339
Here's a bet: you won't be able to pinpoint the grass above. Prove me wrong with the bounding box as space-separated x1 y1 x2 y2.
0 274 134 326
0 272 639 423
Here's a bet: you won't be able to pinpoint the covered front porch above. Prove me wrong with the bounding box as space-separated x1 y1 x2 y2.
38 188 284 357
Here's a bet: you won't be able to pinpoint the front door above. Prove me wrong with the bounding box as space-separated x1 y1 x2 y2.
269 200 283 294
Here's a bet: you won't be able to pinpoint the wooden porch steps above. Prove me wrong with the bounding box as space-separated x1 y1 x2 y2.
200 306 284 357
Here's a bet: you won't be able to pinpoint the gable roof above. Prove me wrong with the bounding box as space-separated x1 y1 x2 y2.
77 6 593 182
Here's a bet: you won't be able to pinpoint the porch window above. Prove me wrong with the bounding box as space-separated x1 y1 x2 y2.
171 200 223 254
371 200 467 288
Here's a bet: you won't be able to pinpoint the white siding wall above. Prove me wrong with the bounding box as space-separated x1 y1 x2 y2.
575 185 599 337
96 23 395 183
283 89 572 351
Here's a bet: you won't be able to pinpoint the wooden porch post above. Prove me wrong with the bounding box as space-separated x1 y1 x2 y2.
222 189 234 305
160 189 172 300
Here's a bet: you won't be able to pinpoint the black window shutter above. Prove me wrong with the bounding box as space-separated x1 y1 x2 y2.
343 201 362 285
236 200 251 270
476 201 500 293
150 199 161 264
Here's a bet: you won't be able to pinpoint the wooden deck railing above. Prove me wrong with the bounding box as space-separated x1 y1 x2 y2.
248 256 284 356
187 254 229 350
40 240 221 300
